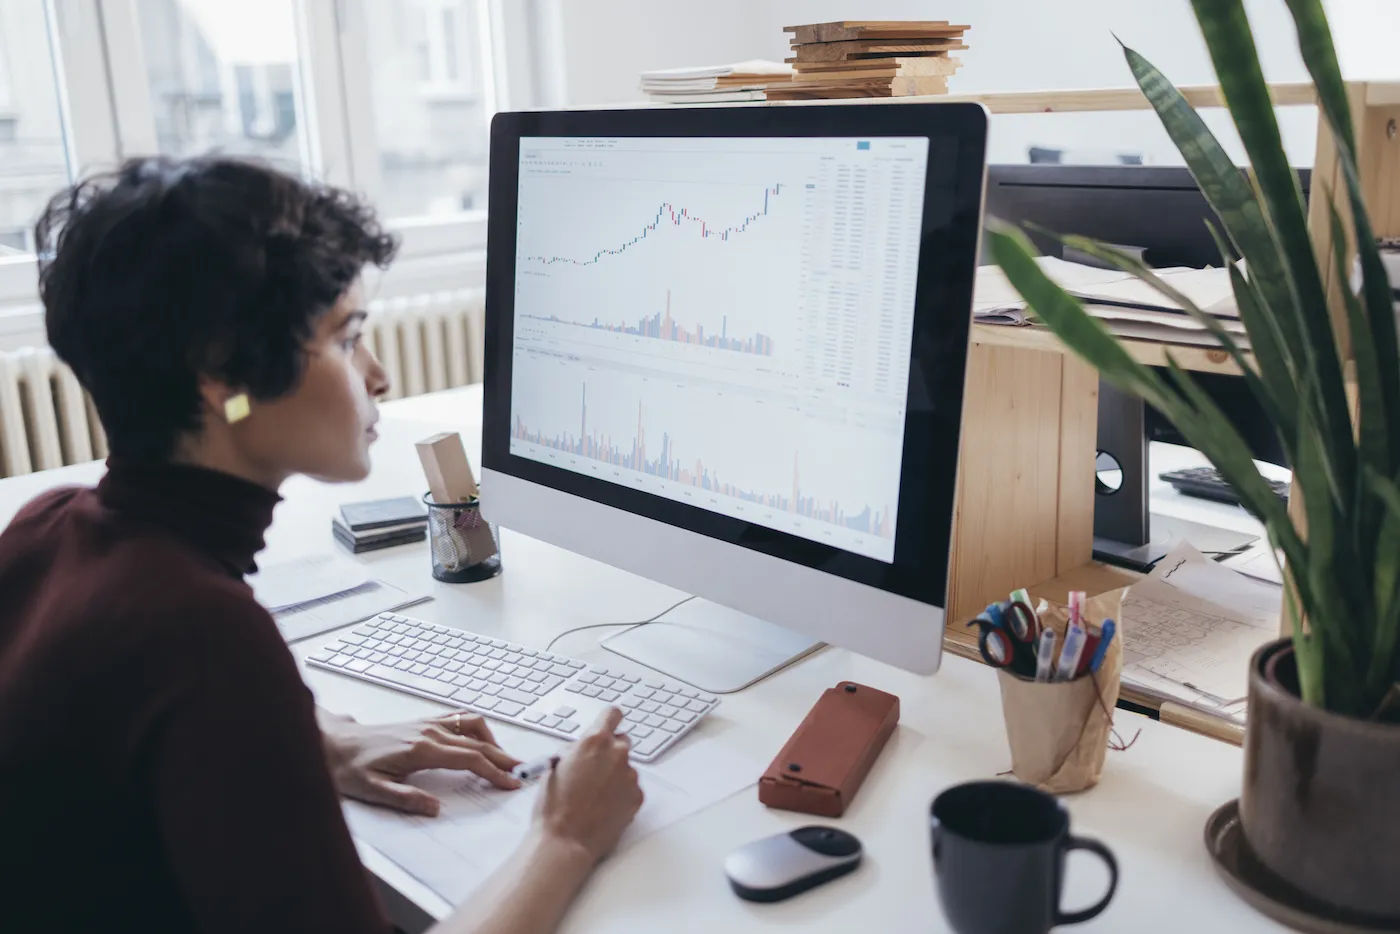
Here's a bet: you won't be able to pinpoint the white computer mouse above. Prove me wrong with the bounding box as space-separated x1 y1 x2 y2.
723 826 863 903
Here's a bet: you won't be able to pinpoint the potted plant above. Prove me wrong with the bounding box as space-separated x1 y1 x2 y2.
988 0 1400 924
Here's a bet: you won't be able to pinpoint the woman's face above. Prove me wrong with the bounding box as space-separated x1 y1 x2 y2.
235 281 390 484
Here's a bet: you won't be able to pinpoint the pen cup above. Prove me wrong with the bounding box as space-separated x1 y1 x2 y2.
424 494 502 584
996 589 1126 794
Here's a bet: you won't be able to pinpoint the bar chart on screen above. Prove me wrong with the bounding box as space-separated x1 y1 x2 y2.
508 351 902 560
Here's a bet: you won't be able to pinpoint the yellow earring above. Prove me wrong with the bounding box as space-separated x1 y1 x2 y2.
223 393 251 424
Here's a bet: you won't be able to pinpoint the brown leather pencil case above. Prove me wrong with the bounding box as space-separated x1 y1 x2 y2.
758 681 900 818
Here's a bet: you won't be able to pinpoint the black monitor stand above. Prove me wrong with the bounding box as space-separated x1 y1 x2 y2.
1092 380 1258 572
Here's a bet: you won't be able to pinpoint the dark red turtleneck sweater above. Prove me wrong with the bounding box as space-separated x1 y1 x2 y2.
0 461 390 933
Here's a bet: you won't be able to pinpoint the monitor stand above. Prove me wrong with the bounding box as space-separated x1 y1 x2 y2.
600 599 824 694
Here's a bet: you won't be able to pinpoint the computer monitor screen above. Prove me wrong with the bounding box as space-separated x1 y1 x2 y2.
482 106 986 673
508 136 927 563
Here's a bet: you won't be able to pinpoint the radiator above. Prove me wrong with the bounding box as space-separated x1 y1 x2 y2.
0 347 107 478
0 288 486 478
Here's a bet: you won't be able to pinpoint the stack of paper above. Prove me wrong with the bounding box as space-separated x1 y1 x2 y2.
974 257 1248 348
639 61 791 104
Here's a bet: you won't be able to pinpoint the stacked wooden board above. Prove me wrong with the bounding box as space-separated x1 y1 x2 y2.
768 21 969 100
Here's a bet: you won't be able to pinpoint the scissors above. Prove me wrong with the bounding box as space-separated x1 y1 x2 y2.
967 600 1041 670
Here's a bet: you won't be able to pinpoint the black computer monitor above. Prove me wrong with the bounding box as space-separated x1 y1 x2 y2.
983 164 1303 567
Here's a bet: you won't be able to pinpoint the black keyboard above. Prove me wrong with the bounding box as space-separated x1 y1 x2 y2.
1160 466 1290 507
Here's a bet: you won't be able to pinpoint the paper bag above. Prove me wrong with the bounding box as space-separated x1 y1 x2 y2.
997 588 1126 794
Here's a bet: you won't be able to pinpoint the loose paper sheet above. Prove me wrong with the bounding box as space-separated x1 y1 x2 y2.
343 725 758 907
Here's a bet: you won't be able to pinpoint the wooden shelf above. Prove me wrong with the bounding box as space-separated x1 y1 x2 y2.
971 323 1246 376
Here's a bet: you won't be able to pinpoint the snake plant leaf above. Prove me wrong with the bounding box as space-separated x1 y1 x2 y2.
1366 468 1400 698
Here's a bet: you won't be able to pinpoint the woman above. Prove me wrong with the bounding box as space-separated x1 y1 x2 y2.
0 156 642 933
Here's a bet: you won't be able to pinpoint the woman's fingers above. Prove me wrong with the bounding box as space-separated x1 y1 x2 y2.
430 729 522 772
360 775 442 817
411 744 522 789
434 712 499 747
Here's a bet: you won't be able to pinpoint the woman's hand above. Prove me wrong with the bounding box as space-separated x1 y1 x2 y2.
533 707 644 865
318 709 522 816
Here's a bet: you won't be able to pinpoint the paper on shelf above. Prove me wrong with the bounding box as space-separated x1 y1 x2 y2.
343 724 759 907
1120 543 1280 703
1148 542 1282 628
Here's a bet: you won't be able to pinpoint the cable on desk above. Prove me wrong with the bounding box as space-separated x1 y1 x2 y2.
545 595 697 653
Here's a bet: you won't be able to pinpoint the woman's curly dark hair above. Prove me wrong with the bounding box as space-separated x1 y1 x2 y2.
36 156 398 461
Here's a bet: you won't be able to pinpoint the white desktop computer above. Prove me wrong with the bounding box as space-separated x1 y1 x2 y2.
481 104 988 692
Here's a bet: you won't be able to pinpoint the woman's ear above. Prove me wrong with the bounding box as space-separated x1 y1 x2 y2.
197 376 251 425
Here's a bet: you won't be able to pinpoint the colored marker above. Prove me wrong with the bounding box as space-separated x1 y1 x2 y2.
1034 629 1058 682
513 754 560 782
1087 619 1117 673
1068 590 1086 627
1055 622 1088 682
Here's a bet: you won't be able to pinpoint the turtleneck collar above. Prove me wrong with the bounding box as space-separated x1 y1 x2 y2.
96 458 282 577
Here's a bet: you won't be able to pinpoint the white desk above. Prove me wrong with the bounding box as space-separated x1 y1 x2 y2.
0 385 1286 932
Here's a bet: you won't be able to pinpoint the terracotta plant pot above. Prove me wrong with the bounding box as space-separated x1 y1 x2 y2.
1240 639 1400 924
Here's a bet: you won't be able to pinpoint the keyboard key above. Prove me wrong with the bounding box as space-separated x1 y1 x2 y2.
540 716 562 729
558 720 580 734
482 685 502 697
446 661 464 673
388 647 407 657
565 683 585 694
600 690 621 703
620 697 643 709
652 692 675 706
643 714 666 728
624 709 646 723
629 726 653 739
452 674 472 686
595 677 616 690
567 660 586 669
523 711 546 724
640 701 660 713
620 674 641 684
633 733 667 756
488 673 508 685
432 634 451 645
340 635 365 647
367 652 389 664
537 652 556 662
451 690 479 705
615 722 634 736
644 679 665 689
581 686 603 698
553 706 576 718
520 648 538 657
657 704 680 718
633 688 655 699
498 688 538 706
467 678 490 691
409 663 430 675
474 697 500 711
393 659 414 671
429 657 449 669
495 701 525 718
697 693 717 704
685 699 709 713
366 664 457 697
526 671 547 683
551 664 575 677
541 676 565 693
589 665 608 674
577 673 598 684
308 648 335 662
504 642 522 652
504 677 525 689
346 658 373 672
352 626 375 637
482 660 502 671
447 638 466 649
675 710 696 723
661 682 687 694
531 659 553 671
659 719 684 733
490 649 509 659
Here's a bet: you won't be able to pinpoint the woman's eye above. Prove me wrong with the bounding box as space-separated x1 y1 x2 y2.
342 333 363 352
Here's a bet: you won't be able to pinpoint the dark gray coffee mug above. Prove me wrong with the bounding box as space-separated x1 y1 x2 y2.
930 781 1118 934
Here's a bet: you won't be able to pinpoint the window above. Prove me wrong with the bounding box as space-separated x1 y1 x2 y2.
363 0 494 218
0 4 70 257
134 0 309 170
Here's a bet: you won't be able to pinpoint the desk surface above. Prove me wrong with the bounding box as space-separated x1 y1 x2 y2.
0 385 1286 932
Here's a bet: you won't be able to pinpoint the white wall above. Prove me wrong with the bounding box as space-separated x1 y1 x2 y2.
552 0 1372 166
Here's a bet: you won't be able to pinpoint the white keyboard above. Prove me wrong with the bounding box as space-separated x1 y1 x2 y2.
305 612 719 763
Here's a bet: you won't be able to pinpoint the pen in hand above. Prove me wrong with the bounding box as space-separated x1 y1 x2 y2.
513 754 561 783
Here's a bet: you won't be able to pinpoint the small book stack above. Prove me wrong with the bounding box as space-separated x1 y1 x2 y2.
767 21 969 101
333 496 428 554
640 60 793 104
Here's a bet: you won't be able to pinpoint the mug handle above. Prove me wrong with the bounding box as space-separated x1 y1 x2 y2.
1055 835 1119 925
